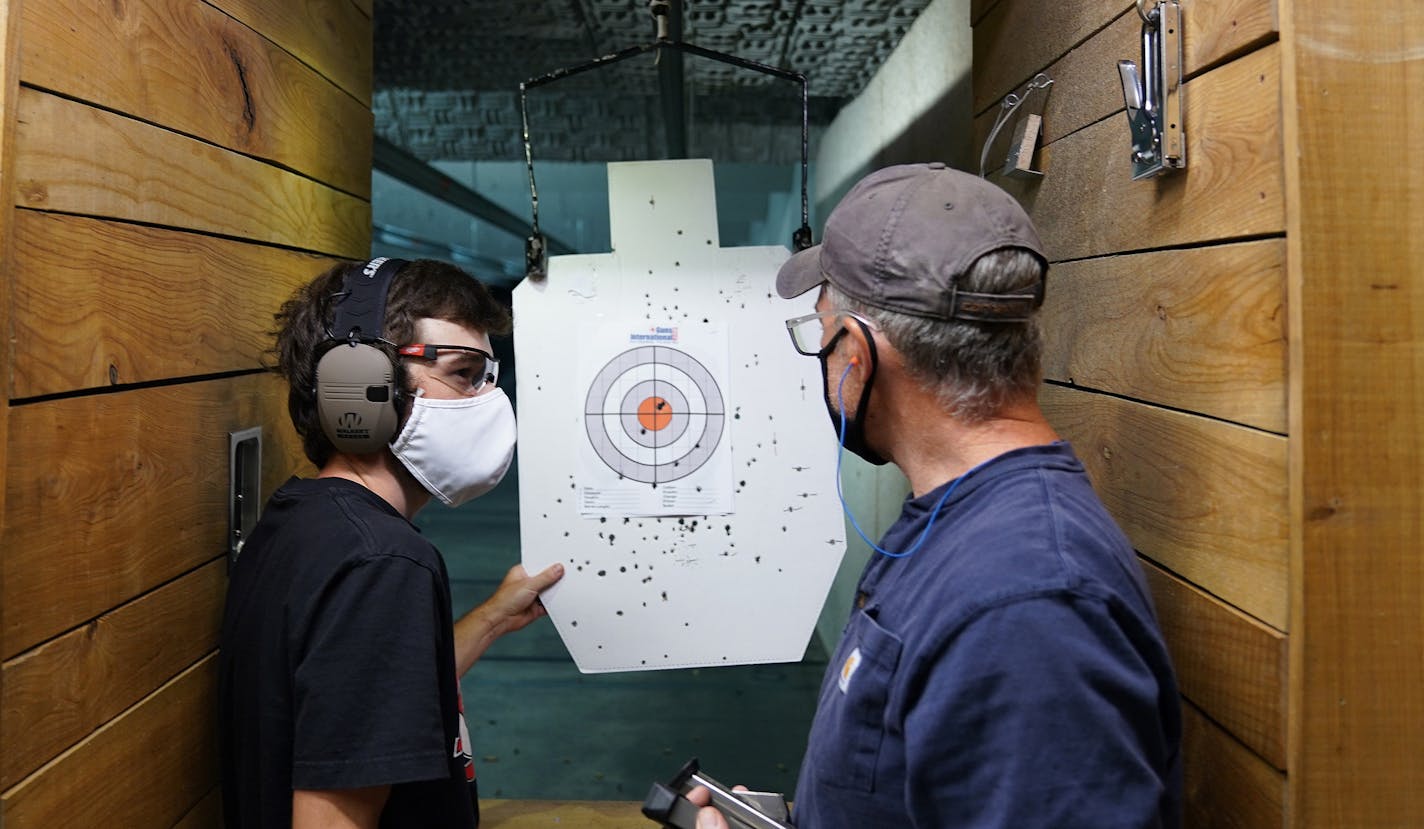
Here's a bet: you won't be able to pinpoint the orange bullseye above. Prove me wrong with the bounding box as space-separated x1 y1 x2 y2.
637 396 673 431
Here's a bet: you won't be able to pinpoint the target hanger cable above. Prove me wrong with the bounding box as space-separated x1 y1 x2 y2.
519 0 814 280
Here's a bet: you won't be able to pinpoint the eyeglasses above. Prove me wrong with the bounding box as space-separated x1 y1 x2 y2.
784 310 879 357
397 343 499 392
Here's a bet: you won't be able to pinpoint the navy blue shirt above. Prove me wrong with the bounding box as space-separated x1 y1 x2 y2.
794 443 1182 828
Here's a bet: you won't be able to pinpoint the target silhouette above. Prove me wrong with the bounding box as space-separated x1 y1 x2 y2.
584 346 726 484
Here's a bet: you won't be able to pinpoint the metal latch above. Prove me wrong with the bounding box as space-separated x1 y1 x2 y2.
1118 0 1185 180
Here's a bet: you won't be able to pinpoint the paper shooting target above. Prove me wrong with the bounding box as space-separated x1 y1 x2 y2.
583 345 725 484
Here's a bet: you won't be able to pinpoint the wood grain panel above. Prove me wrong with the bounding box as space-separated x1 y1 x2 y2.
172 786 222 829
973 0 1129 116
214 0 373 106
0 559 224 788
481 800 651 827
0 0 24 772
21 0 371 197
1181 701 1286 829
1143 561 1286 770
12 87 370 259
2 373 310 658
1040 384 1288 628
975 0 1278 160
995 43 1283 263
1041 239 1287 433
10 211 336 399
970 0 1002 27
1 657 218 828
1285 0 1424 823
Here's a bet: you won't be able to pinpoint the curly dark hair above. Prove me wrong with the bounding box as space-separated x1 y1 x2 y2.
271 259 512 467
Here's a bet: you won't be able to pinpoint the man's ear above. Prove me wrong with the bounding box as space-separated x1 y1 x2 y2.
841 321 874 379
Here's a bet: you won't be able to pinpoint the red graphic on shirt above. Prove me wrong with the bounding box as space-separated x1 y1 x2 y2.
454 694 475 781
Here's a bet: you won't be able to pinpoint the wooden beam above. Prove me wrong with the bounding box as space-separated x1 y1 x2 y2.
0 0 26 784
996 43 1284 263
12 87 370 259
974 0 1278 161
212 0 373 107
480 799 651 827
2 374 309 657
1181 700 1286 829
1040 384 1289 629
973 0 1130 116
172 787 222 829
1 560 225 788
1041 239 1287 433
10 212 334 399
1282 0 1424 822
1 657 219 827
20 0 372 198
1144 560 1286 770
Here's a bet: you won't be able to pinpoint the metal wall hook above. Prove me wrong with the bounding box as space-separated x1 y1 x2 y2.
1117 0 1185 180
979 73 1053 179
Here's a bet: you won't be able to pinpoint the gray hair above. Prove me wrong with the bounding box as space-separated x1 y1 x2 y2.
827 248 1045 422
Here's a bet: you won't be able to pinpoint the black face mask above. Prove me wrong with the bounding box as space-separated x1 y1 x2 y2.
818 318 888 466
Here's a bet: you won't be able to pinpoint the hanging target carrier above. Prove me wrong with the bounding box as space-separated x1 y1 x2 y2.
1117 0 1186 180
519 0 815 280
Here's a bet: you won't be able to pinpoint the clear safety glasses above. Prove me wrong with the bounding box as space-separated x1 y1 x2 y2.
397 343 500 394
783 310 879 357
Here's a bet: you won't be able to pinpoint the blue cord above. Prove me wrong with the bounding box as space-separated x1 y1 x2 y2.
834 362 984 559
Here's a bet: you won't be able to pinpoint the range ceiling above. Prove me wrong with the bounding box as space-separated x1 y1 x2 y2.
372 0 933 164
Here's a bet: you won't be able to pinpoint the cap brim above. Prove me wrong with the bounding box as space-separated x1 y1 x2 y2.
776 244 826 299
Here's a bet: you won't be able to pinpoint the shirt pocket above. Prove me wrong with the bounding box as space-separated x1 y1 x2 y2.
806 609 904 792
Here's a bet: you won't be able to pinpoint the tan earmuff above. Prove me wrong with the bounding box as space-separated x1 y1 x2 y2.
315 257 408 454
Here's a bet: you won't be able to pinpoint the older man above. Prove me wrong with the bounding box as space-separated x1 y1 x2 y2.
695 164 1182 828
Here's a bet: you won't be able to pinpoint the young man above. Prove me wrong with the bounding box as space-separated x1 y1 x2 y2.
694 164 1182 827
219 258 563 828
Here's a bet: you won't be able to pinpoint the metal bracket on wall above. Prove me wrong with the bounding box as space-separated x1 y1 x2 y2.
979 73 1053 180
1117 0 1185 180
228 427 262 566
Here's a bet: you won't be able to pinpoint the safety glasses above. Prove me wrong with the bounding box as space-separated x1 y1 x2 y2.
397 343 499 393
783 310 878 357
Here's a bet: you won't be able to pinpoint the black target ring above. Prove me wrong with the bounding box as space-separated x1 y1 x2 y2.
584 346 726 484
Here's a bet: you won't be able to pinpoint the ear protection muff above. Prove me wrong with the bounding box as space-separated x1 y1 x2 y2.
315 257 409 454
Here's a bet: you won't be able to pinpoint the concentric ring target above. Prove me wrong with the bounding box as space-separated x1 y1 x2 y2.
584 346 726 484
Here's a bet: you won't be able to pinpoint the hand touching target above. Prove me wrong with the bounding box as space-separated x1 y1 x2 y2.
584 346 726 484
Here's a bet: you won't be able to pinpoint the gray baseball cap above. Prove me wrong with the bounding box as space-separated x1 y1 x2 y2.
777 162 1048 321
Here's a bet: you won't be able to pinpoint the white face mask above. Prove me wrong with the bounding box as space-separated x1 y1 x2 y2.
390 388 517 507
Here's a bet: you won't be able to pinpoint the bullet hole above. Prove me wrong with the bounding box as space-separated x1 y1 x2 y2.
619 566 627 573
598 570 607 577
616 610 624 616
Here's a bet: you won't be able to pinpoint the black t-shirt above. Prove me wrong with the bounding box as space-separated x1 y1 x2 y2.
219 477 478 828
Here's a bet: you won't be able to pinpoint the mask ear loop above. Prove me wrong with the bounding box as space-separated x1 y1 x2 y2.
832 362 991 559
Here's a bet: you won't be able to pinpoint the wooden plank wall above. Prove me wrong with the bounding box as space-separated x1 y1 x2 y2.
973 1 1289 825
0 0 372 824
1282 0 1424 824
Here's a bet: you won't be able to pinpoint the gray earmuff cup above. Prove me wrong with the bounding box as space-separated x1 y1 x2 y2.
316 343 400 454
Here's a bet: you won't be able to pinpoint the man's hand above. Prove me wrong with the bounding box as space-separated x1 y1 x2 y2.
686 784 734 829
454 562 564 674
484 563 565 635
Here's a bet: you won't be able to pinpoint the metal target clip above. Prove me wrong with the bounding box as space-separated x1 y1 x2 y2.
1118 0 1186 180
